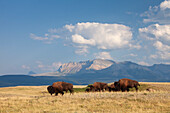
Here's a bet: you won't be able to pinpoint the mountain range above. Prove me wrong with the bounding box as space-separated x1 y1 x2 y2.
0 59 170 87
33 59 170 81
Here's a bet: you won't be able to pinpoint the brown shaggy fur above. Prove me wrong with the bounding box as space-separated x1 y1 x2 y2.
115 78 140 92
47 81 74 96
108 83 116 92
90 82 108 92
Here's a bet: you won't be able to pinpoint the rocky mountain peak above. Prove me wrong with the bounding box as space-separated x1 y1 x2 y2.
57 62 85 73
86 59 114 70
57 59 115 73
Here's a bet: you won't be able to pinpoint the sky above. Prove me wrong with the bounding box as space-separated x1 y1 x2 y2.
0 0 170 75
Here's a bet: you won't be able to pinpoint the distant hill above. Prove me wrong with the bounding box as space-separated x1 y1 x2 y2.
1 59 170 87
28 71 36 75
0 75 77 87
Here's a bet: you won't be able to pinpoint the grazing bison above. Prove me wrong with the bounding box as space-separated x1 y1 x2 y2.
61 82 74 94
47 81 74 96
115 78 140 92
90 82 109 92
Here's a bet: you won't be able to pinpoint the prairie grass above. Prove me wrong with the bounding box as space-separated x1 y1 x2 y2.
0 83 170 113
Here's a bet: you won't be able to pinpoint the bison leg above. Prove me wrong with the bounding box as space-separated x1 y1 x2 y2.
69 89 71 95
102 88 105 92
93 88 97 92
55 92 58 96
108 87 112 92
135 86 138 92
121 88 126 92
61 92 64 96
69 89 74 95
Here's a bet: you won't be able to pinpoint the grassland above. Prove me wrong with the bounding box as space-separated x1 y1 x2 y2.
0 83 170 113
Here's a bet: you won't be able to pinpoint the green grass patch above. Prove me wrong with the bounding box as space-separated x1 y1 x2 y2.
129 84 151 92
73 87 87 93
73 84 92 93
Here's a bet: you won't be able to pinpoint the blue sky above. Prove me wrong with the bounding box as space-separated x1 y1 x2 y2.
0 0 170 75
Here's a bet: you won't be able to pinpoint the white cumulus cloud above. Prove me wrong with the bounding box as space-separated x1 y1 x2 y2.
65 22 134 50
72 34 95 45
153 41 170 52
139 24 170 60
148 41 170 60
140 1 170 61
31 22 141 56
153 41 170 60
139 24 170 45
141 0 170 24
94 52 113 60
160 0 170 10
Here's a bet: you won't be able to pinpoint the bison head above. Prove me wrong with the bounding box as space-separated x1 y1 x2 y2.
88 85 96 92
114 81 120 91
47 85 55 95
103 85 109 91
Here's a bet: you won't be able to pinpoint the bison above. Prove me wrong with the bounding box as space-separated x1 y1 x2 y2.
90 82 109 92
47 81 74 96
115 78 140 92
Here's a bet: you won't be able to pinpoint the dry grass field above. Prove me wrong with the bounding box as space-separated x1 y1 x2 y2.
0 83 170 113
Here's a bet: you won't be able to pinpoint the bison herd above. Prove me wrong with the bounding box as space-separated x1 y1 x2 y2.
47 78 140 96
